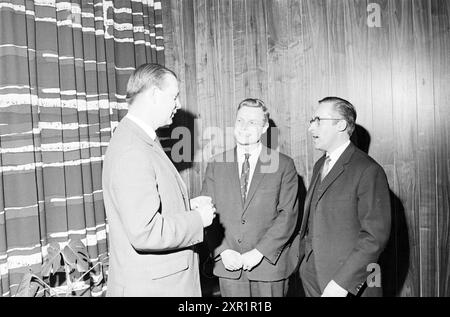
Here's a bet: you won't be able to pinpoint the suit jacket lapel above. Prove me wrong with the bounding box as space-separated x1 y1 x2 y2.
316 143 356 203
123 118 190 210
299 156 324 236
243 157 266 213
228 149 244 208
304 157 325 213
154 144 190 209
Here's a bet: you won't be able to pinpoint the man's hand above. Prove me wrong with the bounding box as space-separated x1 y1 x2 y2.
220 249 243 271
321 280 348 297
241 249 264 271
195 203 215 227
190 196 215 227
190 196 212 209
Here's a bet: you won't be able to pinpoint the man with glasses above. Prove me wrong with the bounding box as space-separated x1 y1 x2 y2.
299 96 391 297
201 98 300 297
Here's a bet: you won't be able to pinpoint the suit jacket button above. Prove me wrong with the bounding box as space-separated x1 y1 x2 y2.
238 239 242 243
241 219 246 224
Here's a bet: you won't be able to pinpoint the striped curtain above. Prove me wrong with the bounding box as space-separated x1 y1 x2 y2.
0 0 164 296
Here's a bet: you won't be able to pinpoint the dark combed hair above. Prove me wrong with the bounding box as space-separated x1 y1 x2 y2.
126 63 177 105
319 96 357 136
237 98 269 124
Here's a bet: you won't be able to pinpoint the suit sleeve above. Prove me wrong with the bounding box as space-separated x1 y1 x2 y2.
255 158 299 264
333 164 391 294
200 161 230 259
111 149 204 252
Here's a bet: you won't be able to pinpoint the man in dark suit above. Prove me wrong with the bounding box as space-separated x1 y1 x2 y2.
201 98 300 297
102 64 215 296
299 96 391 297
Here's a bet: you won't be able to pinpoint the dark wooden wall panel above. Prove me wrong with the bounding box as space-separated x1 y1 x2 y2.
344 0 372 130
367 0 399 296
246 0 268 100
267 0 291 154
289 0 308 178
389 0 420 297
232 0 247 105
368 0 394 171
162 0 450 296
327 0 348 96
412 0 437 297
432 0 450 297
182 0 199 194
301 0 331 175
215 0 235 152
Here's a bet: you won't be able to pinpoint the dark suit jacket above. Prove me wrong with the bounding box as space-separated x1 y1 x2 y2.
300 142 391 296
201 147 300 281
102 118 204 296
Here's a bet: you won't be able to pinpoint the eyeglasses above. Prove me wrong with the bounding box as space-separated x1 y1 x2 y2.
309 116 343 125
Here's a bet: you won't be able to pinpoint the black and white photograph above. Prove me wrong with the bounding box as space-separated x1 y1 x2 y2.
0 0 449 304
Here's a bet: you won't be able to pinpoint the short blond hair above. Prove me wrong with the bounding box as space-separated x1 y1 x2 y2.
237 98 269 124
126 63 177 105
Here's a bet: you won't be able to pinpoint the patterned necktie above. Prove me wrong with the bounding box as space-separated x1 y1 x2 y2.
321 155 331 181
240 153 251 202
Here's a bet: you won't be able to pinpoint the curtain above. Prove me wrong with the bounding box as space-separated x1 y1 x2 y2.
0 0 164 296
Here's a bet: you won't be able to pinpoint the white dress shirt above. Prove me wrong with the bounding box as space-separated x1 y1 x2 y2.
126 113 157 141
236 142 262 194
325 140 351 172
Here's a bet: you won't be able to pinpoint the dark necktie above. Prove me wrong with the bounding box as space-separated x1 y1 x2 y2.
240 153 250 202
321 155 331 181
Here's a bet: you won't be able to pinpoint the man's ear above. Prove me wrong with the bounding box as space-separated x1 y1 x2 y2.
143 85 158 101
337 120 347 132
262 122 269 134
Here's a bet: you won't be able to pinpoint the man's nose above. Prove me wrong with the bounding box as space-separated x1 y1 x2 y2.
236 121 248 129
241 122 253 130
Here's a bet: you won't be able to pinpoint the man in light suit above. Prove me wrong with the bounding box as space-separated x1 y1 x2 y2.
102 63 215 296
299 97 391 297
201 98 300 297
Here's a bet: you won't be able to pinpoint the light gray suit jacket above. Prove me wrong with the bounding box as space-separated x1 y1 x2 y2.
102 117 204 296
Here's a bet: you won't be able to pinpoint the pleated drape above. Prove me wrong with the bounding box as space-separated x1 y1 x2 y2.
0 0 164 296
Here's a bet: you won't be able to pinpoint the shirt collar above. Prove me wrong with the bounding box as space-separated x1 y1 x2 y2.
236 142 262 160
126 113 157 141
326 140 351 163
